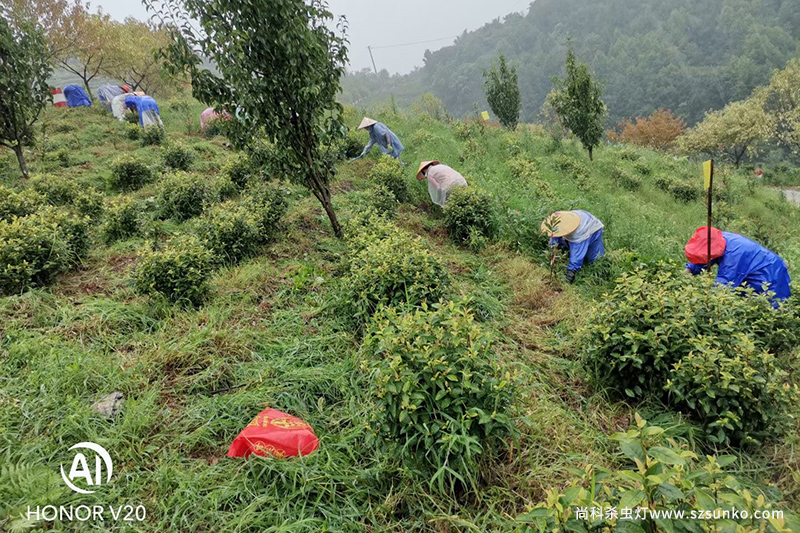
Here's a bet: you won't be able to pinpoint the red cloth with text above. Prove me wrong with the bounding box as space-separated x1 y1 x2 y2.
685 226 727 264
227 408 319 458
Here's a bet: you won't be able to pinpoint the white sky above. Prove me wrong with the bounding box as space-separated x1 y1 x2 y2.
94 0 531 74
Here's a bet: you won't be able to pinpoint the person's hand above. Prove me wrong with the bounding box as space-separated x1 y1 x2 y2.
683 267 692 275
566 270 576 284
387 143 392 151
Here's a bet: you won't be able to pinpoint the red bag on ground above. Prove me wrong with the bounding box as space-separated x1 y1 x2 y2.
227 408 319 458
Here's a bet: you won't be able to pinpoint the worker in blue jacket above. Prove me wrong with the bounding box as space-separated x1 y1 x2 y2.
351 117 404 161
541 210 605 283
684 227 791 303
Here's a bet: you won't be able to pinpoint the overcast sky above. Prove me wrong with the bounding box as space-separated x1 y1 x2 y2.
94 0 531 74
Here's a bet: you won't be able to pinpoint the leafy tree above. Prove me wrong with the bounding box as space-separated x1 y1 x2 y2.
548 47 606 161
483 53 521 130
149 0 348 237
607 108 686 151
104 18 177 95
4 0 87 59
677 98 771 167
757 58 800 155
0 14 52 177
51 10 114 101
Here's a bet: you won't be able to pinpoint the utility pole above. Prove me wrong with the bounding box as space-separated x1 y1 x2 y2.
367 46 378 74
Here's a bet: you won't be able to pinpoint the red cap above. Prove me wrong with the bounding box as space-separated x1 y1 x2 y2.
684 227 727 264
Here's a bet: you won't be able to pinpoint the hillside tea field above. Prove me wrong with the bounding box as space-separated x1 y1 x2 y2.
2 101 800 531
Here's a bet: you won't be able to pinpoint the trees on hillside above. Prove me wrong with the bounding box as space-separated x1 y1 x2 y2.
483 54 521 130
105 19 174 95
757 59 800 155
150 0 348 237
0 15 52 177
52 12 114 100
677 99 771 167
607 109 686 152
548 48 606 161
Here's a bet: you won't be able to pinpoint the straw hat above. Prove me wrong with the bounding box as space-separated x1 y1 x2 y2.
358 117 377 130
416 160 439 180
540 211 581 237
685 227 727 264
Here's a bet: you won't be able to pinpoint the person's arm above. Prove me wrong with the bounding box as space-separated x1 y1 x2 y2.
351 138 375 161
685 263 705 276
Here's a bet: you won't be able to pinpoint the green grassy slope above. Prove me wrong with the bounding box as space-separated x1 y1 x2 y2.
0 101 798 531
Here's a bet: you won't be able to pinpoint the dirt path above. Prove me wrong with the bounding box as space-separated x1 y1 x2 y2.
783 188 800 206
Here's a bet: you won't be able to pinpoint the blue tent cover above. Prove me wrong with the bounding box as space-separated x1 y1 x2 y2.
125 95 161 127
63 85 92 107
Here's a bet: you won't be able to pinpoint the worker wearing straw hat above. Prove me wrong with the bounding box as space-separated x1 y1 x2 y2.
416 161 467 207
351 117 405 161
684 227 791 303
541 210 605 283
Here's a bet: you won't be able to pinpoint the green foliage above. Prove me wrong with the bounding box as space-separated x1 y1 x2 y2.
0 16 52 177
610 167 642 191
368 155 409 203
0 207 89 294
364 184 397 218
632 161 651 176
141 125 166 146
101 197 143 243
340 130 363 159
157 172 219 221
758 58 800 154
221 153 253 190
344 223 450 326
364 301 517 493
125 122 141 140
0 186 45 222
543 47 605 160
125 110 140 125
157 0 349 237
584 269 800 444
133 235 213 305
243 182 288 239
483 53 521 130
162 141 195 170
195 201 262 265
28 174 103 218
109 155 154 191
517 415 800 532
443 186 498 245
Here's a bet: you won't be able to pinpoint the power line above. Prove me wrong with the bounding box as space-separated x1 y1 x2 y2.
368 35 460 50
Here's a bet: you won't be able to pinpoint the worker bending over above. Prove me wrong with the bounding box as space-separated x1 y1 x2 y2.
541 210 605 283
416 160 467 207
351 117 404 161
684 227 791 303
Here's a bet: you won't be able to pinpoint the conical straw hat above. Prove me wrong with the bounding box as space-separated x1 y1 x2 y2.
358 117 377 129
416 160 439 180
540 211 581 237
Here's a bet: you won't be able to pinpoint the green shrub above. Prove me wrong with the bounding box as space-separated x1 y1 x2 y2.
28 174 79 205
54 147 71 167
584 269 800 445
109 155 154 191
617 146 640 161
654 174 674 192
610 167 642 191
552 154 589 190
157 172 218 221
124 111 139 125
443 186 498 244
341 130 363 159
222 154 253 190
0 186 45 222
668 179 700 202
0 208 89 294
102 198 143 243
364 185 397 218
517 415 800 531
243 183 288 239
632 160 651 176
124 123 141 140
368 155 409 203
344 225 450 326
133 235 213 305
141 125 165 146
342 209 400 255
365 301 517 493
203 117 228 138
195 201 262 264
162 142 195 171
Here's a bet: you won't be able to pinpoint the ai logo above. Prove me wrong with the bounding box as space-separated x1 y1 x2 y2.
60 442 113 494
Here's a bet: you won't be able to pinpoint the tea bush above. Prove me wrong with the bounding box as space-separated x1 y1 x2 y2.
668 179 700 202
109 155 154 191
222 154 253 190
141 125 166 146
610 167 642 191
552 154 589 190
124 123 141 140
162 142 195 171
444 186 499 245
617 146 640 161
632 160 652 176
364 185 397 218
102 198 143 243
195 201 262 265
124 111 139 125
157 172 219 221
584 269 800 444
133 235 213 306
342 209 401 255
368 155 409 203
344 225 450 326
28 174 103 217
0 187 44 222
341 130 363 159
243 183 288 240
516 415 800 531
0 208 89 294
364 301 517 493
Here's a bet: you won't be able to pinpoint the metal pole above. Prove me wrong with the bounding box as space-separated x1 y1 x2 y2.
706 159 714 270
367 46 378 74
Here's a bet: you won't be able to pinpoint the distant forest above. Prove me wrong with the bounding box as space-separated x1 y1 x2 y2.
340 0 800 125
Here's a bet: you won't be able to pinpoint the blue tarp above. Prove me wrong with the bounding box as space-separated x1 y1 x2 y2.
124 95 162 128
63 85 91 107
686 231 792 302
